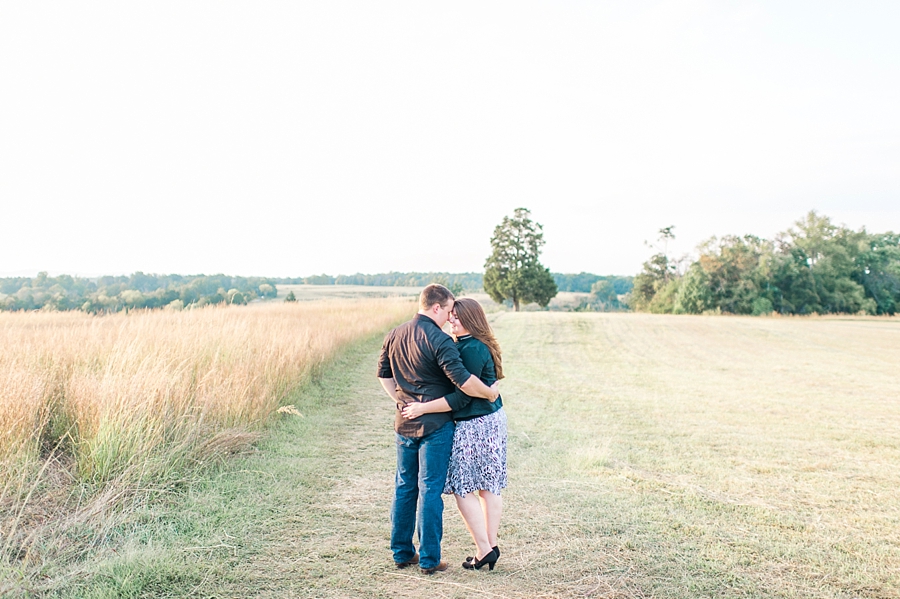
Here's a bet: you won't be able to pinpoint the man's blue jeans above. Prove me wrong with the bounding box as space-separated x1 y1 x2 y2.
391 420 454 570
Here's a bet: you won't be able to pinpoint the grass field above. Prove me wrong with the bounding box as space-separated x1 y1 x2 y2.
21 310 898 598
498 313 900 598
0 298 414 594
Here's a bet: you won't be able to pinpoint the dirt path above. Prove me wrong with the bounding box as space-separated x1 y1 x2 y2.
187 333 535 599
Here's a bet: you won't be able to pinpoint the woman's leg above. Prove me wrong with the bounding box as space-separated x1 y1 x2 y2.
454 492 493 559
478 490 503 548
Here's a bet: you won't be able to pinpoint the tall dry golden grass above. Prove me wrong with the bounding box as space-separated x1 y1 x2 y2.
0 299 412 570
1 299 413 481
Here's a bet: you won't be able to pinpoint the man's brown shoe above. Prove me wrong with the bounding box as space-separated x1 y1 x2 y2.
395 554 419 569
421 561 448 575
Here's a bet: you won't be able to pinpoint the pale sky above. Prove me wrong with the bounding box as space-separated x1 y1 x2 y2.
2 1 898 278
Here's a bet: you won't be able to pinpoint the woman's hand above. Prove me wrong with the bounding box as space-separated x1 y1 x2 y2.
401 397 451 419
402 402 429 420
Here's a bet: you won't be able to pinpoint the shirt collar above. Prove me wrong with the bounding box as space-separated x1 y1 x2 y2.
415 313 438 326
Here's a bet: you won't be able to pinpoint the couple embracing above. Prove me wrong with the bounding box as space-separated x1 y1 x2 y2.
377 284 507 574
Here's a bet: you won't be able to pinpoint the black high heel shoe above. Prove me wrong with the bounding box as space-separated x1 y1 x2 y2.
463 548 498 571
466 546 500 564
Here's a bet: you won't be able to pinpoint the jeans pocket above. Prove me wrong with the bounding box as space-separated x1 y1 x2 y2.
396 434 416 448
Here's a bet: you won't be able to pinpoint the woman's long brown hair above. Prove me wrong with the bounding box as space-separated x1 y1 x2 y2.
452 297 503 380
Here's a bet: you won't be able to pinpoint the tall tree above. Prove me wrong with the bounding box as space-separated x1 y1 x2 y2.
483 208 557 311
657 226 676 282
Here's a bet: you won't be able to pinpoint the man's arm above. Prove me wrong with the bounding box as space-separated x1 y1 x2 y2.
460 374 500 401
376 333 402 406
434 337 499 402
378 377 402 405
405 378 501 419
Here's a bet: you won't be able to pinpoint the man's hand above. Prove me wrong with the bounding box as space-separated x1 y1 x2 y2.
488 381 500 402
460 374 499 401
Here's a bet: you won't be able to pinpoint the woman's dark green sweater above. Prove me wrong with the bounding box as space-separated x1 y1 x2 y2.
445 335 503 421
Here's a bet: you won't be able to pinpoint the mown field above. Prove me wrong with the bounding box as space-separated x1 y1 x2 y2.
5 309 899 597
497 312 900 598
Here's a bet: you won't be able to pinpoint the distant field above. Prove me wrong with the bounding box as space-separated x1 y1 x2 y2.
272 284 592 312
274 284 421 301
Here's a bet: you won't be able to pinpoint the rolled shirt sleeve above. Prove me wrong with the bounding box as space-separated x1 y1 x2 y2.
376 335 394 379
433 335 472 388
444 388 470 412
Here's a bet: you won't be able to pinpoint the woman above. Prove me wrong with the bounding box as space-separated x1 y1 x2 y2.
402 297 506 571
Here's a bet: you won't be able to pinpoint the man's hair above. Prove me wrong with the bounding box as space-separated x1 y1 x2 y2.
419 284 455 311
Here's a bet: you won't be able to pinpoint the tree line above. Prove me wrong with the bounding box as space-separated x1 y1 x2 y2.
0 272 279 313
273 270 632 296
0 206 627 315
631 211 900 315
0 269 634 314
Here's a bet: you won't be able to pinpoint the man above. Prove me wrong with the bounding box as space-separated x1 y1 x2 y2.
377 284 499 574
